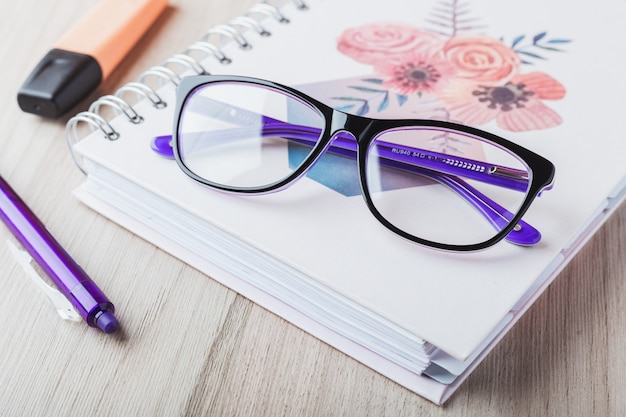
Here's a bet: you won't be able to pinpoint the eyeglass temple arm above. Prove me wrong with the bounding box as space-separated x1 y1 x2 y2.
281 126 529 193
151 130 540 245
154 121 528 191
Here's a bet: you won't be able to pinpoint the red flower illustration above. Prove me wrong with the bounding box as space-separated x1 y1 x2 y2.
374 52 457 95
335 21 568 132
442 35 520 83
438 72 566 131
337 22 443 65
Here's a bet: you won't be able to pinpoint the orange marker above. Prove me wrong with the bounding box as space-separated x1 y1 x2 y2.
18 0 168 118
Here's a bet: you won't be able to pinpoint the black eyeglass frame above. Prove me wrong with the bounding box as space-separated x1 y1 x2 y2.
171 74 556 252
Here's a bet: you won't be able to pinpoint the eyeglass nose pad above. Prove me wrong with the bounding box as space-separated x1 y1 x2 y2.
320 129 360 159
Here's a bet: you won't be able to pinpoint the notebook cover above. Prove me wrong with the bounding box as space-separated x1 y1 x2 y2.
69 0 626 403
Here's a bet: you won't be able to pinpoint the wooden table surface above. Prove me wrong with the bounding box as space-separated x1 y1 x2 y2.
0 0 624 415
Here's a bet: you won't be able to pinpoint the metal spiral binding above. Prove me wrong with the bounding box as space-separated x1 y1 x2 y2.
184 41 233 65
162 54 209 76
66 112 120 174
88 95 144 124
291 0 308 10
115 82 167 109
138 66 182 88
202 24 253 50
229 16 271 37
247 4 290 23
66 0 308 174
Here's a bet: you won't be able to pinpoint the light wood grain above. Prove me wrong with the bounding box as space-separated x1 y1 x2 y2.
0 0 624 416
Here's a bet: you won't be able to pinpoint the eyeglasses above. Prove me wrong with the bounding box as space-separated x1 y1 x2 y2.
151 75 555 252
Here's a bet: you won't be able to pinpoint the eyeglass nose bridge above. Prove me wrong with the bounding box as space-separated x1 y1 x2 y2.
319 109 376 163
329 109 376 144
316 109 376 166
308 109 375 198
284 110 370 198
272 112 362 195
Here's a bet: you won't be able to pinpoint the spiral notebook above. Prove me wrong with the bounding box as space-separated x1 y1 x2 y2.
66 0 626 405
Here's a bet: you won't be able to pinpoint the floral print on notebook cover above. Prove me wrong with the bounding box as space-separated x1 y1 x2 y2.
330 5 569 132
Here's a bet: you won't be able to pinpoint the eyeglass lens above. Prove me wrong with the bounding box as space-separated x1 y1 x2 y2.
365 127 530 246
178 81 325 188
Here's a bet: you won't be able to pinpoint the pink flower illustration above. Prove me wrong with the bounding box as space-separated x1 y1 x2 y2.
374 52 457 95
439 71 566 131
335 19 568 132
337 23 443 65
442 36 520 83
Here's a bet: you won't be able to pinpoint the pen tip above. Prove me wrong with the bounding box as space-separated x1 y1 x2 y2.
96 311 120 334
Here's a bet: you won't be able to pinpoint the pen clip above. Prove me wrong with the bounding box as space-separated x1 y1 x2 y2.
6 240 81 322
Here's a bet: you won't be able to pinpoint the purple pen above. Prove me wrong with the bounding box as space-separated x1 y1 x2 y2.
0 174 119 333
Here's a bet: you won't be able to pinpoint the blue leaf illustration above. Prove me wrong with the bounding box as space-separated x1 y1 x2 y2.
517 50 546 60
532 32 547 44
511 34 525 48
547 38 572 44
535 44 564 52
357 102 370 116
508 32 570 64
349 86 387 94
336 104 355 112
378 93 390 112
396 94 409 107
332 96 366 102
331 96 372 115
362 78 384 84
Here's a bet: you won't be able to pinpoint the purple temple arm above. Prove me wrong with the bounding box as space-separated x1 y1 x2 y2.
152 128 540 245
272 125 529 192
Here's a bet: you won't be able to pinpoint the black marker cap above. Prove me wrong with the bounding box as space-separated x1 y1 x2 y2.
17 48 102 118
